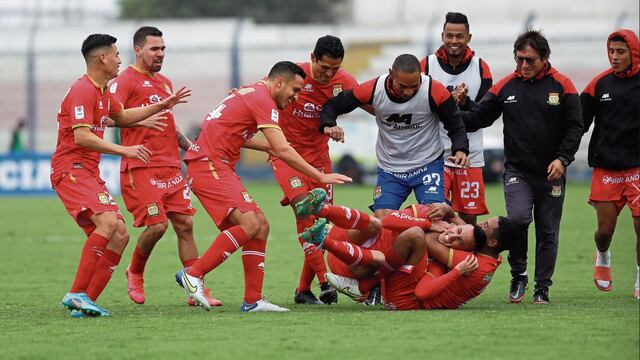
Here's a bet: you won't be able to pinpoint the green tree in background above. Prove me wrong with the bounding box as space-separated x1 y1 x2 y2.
119 0 346 23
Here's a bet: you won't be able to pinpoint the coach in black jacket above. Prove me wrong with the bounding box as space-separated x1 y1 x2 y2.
580 29 639 298
460 29 583 304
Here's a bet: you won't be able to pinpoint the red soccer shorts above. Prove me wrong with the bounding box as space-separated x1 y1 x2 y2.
51 168 123 235
589 167 639 216
187 159 262 230
120 166 195 227
381 255 429 311
270 156 333 206
444 166 489 215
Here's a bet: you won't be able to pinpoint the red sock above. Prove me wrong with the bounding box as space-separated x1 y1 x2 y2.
322 238 373 267
242 238 266 304
128 245 149 274
182 257 198 267
318 205 371 231
296 218 328 291
297 259 316 292
187 226 249 278
86 248 121 301
69 232 108 293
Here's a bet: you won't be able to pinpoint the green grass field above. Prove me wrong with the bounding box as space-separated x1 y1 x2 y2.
1 182 638 360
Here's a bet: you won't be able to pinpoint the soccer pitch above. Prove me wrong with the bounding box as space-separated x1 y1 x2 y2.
1 182 638 360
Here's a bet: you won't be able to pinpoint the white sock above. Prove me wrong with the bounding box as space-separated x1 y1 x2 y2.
596 249 611 267
635 265 640 290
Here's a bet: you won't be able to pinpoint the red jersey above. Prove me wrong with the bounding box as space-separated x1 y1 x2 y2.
111 66 180 171
51 75 123 177
421 249 501 309
281 62 357 165
184 81 281 167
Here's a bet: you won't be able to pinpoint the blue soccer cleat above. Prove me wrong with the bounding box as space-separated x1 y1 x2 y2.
294 188 327 216
61 292 104 317
299 218 328 247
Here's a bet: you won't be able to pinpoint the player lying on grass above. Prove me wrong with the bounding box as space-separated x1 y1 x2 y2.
296 188 516 309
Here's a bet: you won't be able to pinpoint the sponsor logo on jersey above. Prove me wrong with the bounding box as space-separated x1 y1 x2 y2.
148 94 162 104
546 93 560 106
426 186 438 194
97 192 111 205
303 102 319 112
550 185 562 197
241 191 254 203
373 185 382 199
302 83 313 93
74 106 85 120
98 101 103 109
504 95 517 104
289 176 302 189
599 93 612 102
332 84 343 97
146 202 160 216
271 109 279 123
109 82 118 94
142 80 152 87
506 177 519 185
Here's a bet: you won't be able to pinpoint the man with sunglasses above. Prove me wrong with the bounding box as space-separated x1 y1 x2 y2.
459 29 583 304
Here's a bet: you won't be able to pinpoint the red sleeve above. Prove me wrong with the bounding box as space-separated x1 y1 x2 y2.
430 79 452 106
582 69 611 96
352 77 378 104
479 59 492 80
65 85 95 129
447 249 471 269
551 72 578 95
251 90 281 130
108 76 132 106
109 93 123 114
381 210 432 232
340 71 358 91
488 73 516 96
420 57 427 74
414 268 462 300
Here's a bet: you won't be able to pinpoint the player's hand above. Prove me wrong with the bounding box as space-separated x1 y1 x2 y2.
427 203 453 220
136 112 168 131
324 126 345 143
122 145 152 163
161 86 191 110
448 151 470 168
451 83 468 106
319 173 353 185
547 159 565 180
455 254 478 276
429 220 451 233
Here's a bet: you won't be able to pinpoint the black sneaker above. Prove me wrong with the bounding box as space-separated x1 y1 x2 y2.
508 274 528 303
363 284 382 306
533 288 550 304
318 282 338 304
294 289 323 305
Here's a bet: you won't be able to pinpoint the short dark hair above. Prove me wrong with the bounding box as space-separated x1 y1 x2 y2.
268 61 306 81
609 35 627 44
443 12 469 32
493 216 517 252
133 26 163 47
313 35 345 60
81 34 117 60
473 225 487 251
513 28 551 59
392 54 421 73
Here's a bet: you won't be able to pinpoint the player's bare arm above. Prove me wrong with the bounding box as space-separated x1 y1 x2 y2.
73 126 151 162
261 127 352 185
176 127 192 151
106 112 168 131
242 137 274 156
111 86 191 126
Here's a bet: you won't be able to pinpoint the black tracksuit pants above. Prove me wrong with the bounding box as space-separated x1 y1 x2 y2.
503 164 566 290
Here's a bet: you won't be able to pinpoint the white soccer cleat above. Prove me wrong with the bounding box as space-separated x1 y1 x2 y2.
175 269 210 310
325 273 364 302
240 299 290 313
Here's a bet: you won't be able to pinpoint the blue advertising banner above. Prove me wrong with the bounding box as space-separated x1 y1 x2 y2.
0 153 121 196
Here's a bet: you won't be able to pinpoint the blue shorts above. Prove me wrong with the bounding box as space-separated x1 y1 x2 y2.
369 160 445 212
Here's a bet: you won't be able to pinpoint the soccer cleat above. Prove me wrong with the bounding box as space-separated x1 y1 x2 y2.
363 284 382 306
325 273 364 302
70 310 87 318
593 251 613 291
126 266 145 304
299 218 328 247
533 288 550 304
634 288 640 300
294 188 327 216
318 282 338 304
188 287 223 307
61 292 103 317
294 289 323 305
240 299 290 312
508 274 528 303
175 269 210 310
91 302 112 317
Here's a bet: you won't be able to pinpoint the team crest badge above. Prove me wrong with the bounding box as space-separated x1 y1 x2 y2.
97 192 111 205
546 93 560 106
146 203 160 216
241 191 254 203
289 176 302 189
373 186 382 199
551 185 562 197
332 84 343 97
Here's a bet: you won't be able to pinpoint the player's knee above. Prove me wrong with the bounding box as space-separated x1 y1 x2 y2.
94 212 120 238
110 221 130 253
148 221 169 238
258 218 270 239
170 214 193 234
595 226 614 242
240 214 261 239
